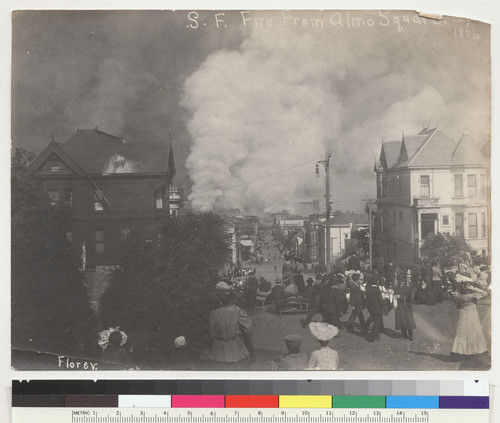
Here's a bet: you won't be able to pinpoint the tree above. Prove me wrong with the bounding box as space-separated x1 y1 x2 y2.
98 211 232 368
423 232 473 267
11 148 97 359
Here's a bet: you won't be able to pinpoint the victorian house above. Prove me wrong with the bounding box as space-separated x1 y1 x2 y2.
28 128 176 272
375 126 489 262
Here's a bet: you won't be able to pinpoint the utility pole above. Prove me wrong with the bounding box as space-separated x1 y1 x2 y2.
316 152 332 273
368 200 373 270
363 198 374 270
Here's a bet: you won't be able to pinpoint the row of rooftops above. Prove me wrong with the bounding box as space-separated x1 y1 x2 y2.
377 127 489 171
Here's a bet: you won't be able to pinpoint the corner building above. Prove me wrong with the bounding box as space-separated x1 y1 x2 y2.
375 127 489 263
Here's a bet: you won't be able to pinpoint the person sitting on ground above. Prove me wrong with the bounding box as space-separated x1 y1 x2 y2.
307 322 340 370
272 334 308 370
258 277 272 293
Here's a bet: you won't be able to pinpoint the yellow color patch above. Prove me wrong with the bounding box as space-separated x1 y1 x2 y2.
279 395 332 408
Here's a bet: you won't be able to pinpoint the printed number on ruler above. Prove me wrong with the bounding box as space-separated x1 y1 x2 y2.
11 408 489 423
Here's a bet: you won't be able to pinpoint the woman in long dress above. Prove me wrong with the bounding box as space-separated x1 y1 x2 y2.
451 284 488 355
394 275 417 340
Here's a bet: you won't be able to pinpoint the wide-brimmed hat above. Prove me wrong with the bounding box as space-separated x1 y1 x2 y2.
284 334 302 345
98 327 127 350
309 322 339 341
175 336 187 348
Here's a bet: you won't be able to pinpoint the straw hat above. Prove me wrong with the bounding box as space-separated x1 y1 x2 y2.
308 322 339 341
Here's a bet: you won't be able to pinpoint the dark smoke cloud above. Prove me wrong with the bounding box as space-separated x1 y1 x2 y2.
12 11 490 213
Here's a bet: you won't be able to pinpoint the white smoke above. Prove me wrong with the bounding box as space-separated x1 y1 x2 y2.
182 26 346 212
181 12 490 213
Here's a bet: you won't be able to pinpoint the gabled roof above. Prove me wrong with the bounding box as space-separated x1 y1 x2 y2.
28 141 87 177
451 132 489 166
379 127 488 170
379 141 401 169
32 129 175 176
397 134 429 166
408 129 458 167
481 141 490 158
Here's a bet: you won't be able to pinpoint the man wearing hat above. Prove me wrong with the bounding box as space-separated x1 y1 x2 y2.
273 334 308 370
346 272 366 332
364 278 385 342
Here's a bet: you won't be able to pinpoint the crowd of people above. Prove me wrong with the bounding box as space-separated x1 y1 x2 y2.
200 241 490 370
97 229 490 371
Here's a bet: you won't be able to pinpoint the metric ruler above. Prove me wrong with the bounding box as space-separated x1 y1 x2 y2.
12 408 489 423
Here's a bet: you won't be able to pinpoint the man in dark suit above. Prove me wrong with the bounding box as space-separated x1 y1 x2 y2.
346 273 366 332
319 281 341 328
365 278 384 342
347 253 361 271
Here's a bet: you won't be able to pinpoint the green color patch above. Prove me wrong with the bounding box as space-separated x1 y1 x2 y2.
332 396 386 408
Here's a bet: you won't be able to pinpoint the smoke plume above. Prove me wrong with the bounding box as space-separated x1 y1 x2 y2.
182 12 489 214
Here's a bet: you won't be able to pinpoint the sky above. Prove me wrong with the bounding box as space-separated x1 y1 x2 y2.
12 10 491 214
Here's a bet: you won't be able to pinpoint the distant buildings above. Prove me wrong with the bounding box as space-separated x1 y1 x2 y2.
29 128 177 272
277 211 369 269
295 199 320 216
375 127 489 263
169 186 183 217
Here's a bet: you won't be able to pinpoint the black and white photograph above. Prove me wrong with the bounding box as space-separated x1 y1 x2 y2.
11 9 491 371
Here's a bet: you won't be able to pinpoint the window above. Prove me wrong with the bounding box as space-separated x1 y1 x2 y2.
63 188 72 207
420 175 430 197
481 212 486 238
120 228 130 241
48 160 61 172
479 174 486 196
455 213 464 237
382 176 388 197
382 210 389 232
467 175 477 197
393 210 396 226
95 229 104 253
468 213 478 238
399 211 403 222
155 189 164 209
454 174 463 197
94 189 104 211
47 189 59 205
442 215 449 226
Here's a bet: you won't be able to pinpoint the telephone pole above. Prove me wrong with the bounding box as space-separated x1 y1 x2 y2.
363 198 375 270
316 152 332 273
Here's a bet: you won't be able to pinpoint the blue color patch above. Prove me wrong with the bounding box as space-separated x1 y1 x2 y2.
386 396 439 409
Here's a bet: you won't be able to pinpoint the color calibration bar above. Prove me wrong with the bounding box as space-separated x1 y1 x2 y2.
12 379 489 397
12 394 489 409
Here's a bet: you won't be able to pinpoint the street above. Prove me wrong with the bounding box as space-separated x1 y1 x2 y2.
239 232 491 371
